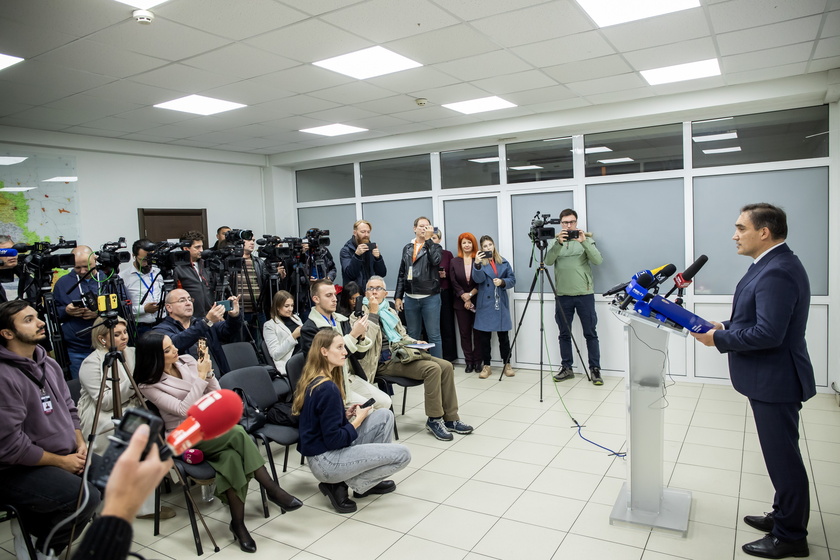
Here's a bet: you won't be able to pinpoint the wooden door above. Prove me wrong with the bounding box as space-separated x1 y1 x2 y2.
138 209 207 243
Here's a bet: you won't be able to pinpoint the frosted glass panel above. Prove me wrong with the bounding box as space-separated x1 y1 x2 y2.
586 179 685 293
361 198 434 291
296 164 354 202
442 197 498 256
692 168 828 295
297 204 356 286
510 191 574 294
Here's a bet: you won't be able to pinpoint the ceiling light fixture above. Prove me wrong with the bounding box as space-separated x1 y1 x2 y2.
42 177 78 182
0 187 36 192
510 165 543 170
468 157 500 164
154 95 246 116
300 124 368 137
443 96 516 115
575 0 700 27
584 146 612 154
0 53 24 72
641 58 720 85
692 132 738 143
702 146 742 154
313 46 422 80
0 157 28 165
597 157 634 164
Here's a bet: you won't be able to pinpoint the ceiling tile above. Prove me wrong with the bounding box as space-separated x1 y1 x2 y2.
814 35 840 58
200 80 297 106
61 126 127 139
256 95 340 116
245 19 371 63
345 114 413 130
157 0 308 41
86 18 231 61
511 31 616 67
82 80 184 106
821 9 840 37
721 42 814 73
389 106 460 123
599 9 709 52
543 55 633 84
278 0 359 16
470 1 594 47
0 18 79 58
118 132 179 143
248 65 354 95
429 0 558 21
0 79 76 106
583 88 655 105
717 15 823 55
472 70 558 95
0 101 32 117
354 95 426 114
808 55 840 72
709 0 827 34
406 82 492 105
725 62 809 85
504 85 578 105
72 116 157 134
0 117 70 132
7 106 98 126
128 64 239 94
0 60 115 95
142 117 232 138
436 50 533 82
321 0 459 43
384 24 499 65
525 96 590 115
308 81 398 105
304 106 381 124
3 0 127 37
116 105 196 126
623 38 717 70
45 94 143 116
181 44 299 79
366 67 460 95
35 40 168 79
566 73 647 96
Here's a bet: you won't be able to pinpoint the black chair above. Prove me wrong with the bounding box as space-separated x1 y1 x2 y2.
223 341 290 397
285 352 305 395
66 378 81 405
0 504 37 560
172 459 218 556
219 366 301 479
375 374 423 416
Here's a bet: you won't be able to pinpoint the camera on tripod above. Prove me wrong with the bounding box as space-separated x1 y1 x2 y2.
224 228 253 243
96 238 131 272
14 237 77 271
146 240 192 272
302 228 330 249
529 212 562 242
256 235 293 261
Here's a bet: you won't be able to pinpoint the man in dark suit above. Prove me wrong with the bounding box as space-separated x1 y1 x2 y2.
692 203 815 559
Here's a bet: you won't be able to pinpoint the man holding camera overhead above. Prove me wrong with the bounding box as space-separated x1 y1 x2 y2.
544 208 604 386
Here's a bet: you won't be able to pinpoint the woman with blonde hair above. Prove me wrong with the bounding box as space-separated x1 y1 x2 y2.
294 329 410 514
473 235 517 379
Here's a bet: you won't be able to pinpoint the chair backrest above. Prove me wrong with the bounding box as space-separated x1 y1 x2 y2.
285 352 306 396
222 342 261 370
219 366 278 410
259 338 274 367
66 378 82 405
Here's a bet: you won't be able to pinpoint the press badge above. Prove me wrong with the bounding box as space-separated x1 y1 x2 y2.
41 394 53 415
407 266 413 281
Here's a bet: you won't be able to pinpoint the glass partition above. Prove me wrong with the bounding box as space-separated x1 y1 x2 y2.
440 145 500 189
584 123 683 177
296 164 354 203
505 137 574 183
360 154 431 196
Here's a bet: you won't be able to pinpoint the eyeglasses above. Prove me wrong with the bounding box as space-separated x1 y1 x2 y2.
171 297 194 304
560 220 577 226
366 287 385 292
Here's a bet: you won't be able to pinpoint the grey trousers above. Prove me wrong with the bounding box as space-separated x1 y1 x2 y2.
307 409 411 494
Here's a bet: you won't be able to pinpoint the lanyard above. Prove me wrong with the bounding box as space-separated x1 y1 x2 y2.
135 271 155 296
320 313 336 327
17 366 54 415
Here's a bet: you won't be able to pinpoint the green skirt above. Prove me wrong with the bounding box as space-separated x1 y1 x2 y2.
195 425 265 504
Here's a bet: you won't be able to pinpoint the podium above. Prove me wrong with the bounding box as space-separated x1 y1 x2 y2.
608 308 692 536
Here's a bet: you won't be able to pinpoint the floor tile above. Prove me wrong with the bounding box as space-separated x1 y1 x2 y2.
647 520 735 560
472 518 565 559
471 457 545 489
378 534 467 560
408 504 497 550
503 489 586 532
442 479 523 516
553 533 644 560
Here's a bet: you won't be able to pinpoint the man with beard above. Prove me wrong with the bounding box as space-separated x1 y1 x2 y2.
339 220 386 288
120 238 165 336
0 300 102 557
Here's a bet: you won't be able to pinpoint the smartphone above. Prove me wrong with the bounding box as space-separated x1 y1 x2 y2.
197 338 207 361
354 296 364 317
215 299 232 311
368 242 377 250
360 397 376 409
478 251 490 260
433 227 440 235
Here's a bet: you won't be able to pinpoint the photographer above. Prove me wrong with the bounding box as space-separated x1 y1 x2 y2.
173 231 213 318
544 208 604 385
302 242 336 283
239 237 265 327
339 220 386 289
119 239 164 337
53 246 106 379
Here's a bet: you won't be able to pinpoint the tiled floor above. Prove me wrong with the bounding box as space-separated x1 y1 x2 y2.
3 367 838 560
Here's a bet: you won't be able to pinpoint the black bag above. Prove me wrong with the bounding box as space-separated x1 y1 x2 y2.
265 402 299 427
233 388 267 434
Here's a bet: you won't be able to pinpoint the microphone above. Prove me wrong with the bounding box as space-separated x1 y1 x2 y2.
166 389 243 455
650 263 677 290
0 248 17 257
665 255 708 298
606 263 671 297
619 272 655 310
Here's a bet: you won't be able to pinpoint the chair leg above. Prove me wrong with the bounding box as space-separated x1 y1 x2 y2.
182 480 203 556
153 484 161 536
282 445 290 473
260 436 279 482
4 506 38 560
401 386 409 415
391 405 399 440
258 486 269 519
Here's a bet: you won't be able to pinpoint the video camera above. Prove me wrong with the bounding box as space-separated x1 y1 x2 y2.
224 228 253 243
529 211 562 242
202 227 252 274
145 240 192 271
13 237 77 271
256 235 294 261
95 238 131 272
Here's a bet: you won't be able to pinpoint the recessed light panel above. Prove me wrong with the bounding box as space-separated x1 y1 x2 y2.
702 146 742 154
641 58 720 85
597 157 634 164
692 132 738 143
313 46 422 80
300 124 368 137
111 0 170 9
576 0 700 27
154 95 246 116
468 157 500 164
510 165 543 170
0 53 24 72
0 187 36 192
0 157 28 165
584 146 612 154
42 177 78 182
442 96 516 115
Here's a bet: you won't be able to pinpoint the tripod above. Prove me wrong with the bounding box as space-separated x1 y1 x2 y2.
507 238 591 401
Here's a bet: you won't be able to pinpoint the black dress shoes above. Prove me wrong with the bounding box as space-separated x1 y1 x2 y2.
465 363 474 373
742 534 809 559
229 522 257 553
267 493 303 514
319 481 357 513
353 480 396 498
744 513 775 532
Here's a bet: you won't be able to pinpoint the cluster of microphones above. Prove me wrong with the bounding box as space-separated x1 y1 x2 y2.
603 255 714 333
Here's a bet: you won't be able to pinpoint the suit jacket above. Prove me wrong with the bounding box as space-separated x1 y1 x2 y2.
449 257 477 311
173 261 213 318
713 243 815 403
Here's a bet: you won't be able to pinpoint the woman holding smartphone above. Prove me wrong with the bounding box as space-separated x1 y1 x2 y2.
263 290 303 374
294 329 411 514
134 331 302 553
472 235 516 379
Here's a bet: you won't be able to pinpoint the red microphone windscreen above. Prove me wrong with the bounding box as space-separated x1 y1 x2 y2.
187 389 243 440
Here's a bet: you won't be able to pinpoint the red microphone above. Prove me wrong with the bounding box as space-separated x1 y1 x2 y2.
166 389 243 455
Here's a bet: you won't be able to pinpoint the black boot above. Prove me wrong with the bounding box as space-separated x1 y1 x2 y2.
319 481 357 513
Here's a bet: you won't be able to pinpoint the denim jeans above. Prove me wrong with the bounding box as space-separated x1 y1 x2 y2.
67 350 90 379
403 294 442 358
554 294 600 369
306 409 411 494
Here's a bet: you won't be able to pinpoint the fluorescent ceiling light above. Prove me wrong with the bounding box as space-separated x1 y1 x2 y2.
694 117 734 124
576 0 700 27
443 96 516 115
42 176 78 182
702 146 742 154
641 58 720 85
111 0 170 8
584 146 612 154
692 132 738 143
510 165 543 170
0 187 36 192
468 157 500 164
543 137 572 142
300 124 368 137
313 46 422 80
0 157 28 165
154 95 245 116
0 53 24 72
597 157 634 164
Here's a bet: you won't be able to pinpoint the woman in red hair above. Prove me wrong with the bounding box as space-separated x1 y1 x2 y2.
448 232 482 373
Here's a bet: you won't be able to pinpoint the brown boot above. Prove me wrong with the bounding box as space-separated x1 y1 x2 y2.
479 365 492 379
502 364 515 377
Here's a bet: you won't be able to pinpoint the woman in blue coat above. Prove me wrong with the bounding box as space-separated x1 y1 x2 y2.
472 235 516 379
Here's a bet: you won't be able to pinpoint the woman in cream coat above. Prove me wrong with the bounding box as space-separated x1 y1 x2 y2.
263 290 303 374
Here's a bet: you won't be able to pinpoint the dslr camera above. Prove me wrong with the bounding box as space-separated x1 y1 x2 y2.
529 212 562 242
96 238 131 272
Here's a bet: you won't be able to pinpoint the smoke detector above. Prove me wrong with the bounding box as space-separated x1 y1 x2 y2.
132 9 154 24
415 98 428 107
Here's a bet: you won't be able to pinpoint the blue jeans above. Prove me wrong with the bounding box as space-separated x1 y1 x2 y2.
555 294 600 369
403 294 442 359
67 350 90 379
306 409 411 494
